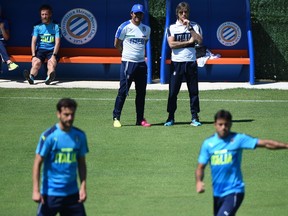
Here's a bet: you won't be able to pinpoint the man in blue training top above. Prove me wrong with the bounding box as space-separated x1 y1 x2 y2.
195 109 288 216
24 4 60 85
32 98 89 216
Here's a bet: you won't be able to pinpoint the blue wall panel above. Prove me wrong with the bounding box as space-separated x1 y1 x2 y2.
169 0 248 50
1 0 150 81
2 0 147 48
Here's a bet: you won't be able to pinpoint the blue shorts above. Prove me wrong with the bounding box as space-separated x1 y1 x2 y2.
37 193 86 216
213 193 244 216
36 49 60 63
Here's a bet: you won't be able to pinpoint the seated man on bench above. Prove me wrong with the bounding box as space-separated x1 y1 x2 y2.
23 4 60 85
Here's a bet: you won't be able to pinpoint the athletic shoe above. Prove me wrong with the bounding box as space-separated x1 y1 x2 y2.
8 62 19 71
23 70 34 84
113 118 122 128
136 119 151 127
164 119 174 126
191 119 202 127
45 71 56 85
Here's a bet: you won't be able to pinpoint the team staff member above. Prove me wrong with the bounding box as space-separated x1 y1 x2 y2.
112 4 151 128
164 2 203 127
32 98 89 216
24 4 60 85
0 5 19 72
196 109 288 216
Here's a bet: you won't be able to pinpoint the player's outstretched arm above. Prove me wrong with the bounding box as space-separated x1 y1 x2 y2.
257 139 288 150
195 163 206 193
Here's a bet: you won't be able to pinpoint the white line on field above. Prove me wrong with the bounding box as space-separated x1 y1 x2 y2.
0 96 288 103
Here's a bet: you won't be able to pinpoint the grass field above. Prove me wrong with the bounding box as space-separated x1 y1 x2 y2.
0 87 287 216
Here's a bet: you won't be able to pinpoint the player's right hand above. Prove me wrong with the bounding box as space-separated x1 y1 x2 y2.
32 191 44 204
196 181 205 193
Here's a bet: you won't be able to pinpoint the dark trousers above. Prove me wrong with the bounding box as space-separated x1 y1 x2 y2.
213 193 244 216
0 40 9 62
166 61 200 120
37 193 86 216
113 61 147 123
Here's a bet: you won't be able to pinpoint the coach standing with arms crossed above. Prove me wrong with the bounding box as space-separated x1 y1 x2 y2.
112 4 151 128
164 2 203 127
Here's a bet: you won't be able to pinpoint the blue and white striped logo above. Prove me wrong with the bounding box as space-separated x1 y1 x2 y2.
217 22 241 46
61 8 97 45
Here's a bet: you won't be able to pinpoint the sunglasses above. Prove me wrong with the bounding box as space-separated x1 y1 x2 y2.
178 10 188 14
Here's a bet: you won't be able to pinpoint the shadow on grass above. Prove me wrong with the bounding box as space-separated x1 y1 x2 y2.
127 119 255 127
232 119 254 123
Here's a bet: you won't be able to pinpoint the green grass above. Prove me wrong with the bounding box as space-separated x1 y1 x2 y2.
0 88 288 216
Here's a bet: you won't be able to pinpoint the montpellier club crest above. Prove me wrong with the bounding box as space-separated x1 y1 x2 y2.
61 8 97 45
217 22 241 46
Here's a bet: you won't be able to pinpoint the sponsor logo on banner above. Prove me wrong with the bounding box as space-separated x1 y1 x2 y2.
217 22 241 46
61 8 97 45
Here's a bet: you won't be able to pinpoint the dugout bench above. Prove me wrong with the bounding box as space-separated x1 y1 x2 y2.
1 0 152 82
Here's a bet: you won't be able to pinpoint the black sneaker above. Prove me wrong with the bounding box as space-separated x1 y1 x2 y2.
45 71 56 85
23 70 34 84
